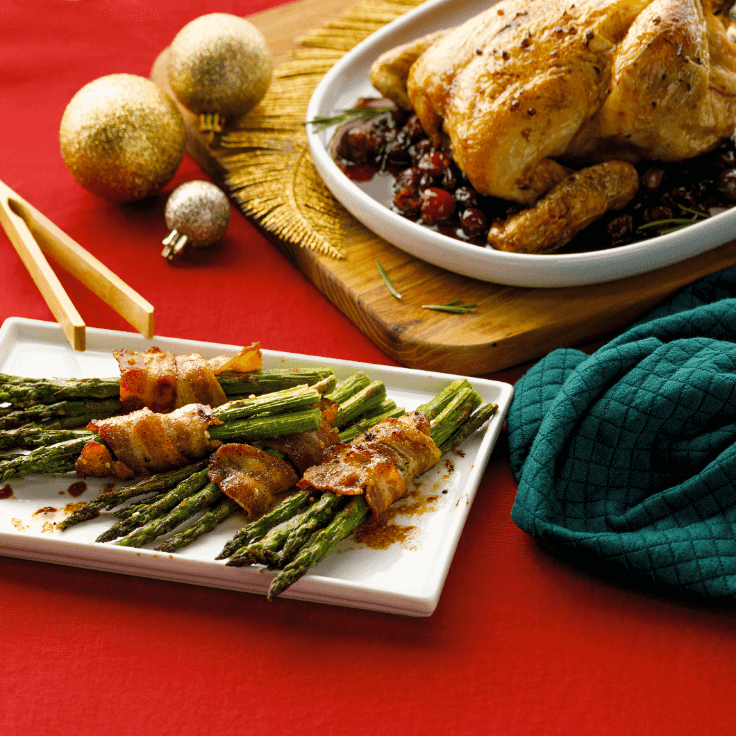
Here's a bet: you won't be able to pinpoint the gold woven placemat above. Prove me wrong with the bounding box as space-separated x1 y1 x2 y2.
220 0 425 259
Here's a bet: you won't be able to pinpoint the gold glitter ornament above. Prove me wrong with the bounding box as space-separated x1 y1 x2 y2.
168 13 272 128
60 74 186 202
161 180 231 261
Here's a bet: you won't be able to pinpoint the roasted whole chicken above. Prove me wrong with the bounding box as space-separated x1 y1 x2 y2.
370 0 736 252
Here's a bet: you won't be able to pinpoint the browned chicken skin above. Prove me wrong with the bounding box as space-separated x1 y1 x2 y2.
370 0 736 252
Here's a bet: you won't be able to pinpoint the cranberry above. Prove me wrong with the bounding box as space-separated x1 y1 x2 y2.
410 139 433 165
417 150 451 177
459 207 488 238
441 163 460 192
454 186 480 210
666 186 697 208
607 213 634 242
389 107 409 128
714 149 736 169
717 168 736 202
394 187 422 216
384 134 411 163
396 167 421 190
405 114 425 141
640 166 666 195
420 187 456 225
418 172 437 190
642 205 673 223
345 124 383 163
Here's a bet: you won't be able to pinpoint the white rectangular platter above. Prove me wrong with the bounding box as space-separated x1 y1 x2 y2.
0 318 512 616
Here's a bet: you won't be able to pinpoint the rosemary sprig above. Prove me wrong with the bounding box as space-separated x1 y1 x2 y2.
637 203 711 237
637 217 696 231
303 107 393 131
676 205 708 219
422 300 478 315
376 260 402 300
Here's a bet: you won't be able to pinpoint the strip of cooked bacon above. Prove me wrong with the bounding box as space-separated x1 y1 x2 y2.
258 399 340 473
114 343 262 414
174 353 227 409
77 404 222 478
207 342 262 374
208 443 298 518
74 440 135 480
297 412 441 516
115 347 177 414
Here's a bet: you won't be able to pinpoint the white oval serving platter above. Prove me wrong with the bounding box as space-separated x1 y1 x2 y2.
306 0 736 288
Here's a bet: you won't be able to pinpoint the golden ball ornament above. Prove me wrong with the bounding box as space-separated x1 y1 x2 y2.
60 74 186 202
161 180 231 261
168 13 273 124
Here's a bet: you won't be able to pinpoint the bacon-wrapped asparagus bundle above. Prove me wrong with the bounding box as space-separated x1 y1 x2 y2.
0 343 334 425
298 411 440 517
0 386 326 484
264 389 495 600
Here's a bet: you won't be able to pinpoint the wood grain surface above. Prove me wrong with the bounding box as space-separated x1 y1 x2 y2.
151 0 736 376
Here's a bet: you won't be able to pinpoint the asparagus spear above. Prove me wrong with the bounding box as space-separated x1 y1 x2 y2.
96 469 210 543
0 367 334 406
278 493 346 566
228 491 344 568
338 406 405 442
115 482 223 548
213 385 321 423
209 407 322 443
215 368 334 396
438 401 498 455
0 377 120 405
216 490 312 559
154 497 240 553
57 461 208 531
0 398 122 431
267 498 371 600
0 427 94 451
112 490 170 519
0 436 90 483
416 378 473 420
333 381 387 429
311 374 338 395
324 372 371 405
428 386 482 448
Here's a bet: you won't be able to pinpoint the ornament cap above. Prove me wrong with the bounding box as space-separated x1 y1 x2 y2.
161 229 190 260
199 113 224 133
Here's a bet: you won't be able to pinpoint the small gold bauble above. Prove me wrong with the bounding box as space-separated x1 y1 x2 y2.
168 13 273 123
161 180 231 260
60 74 186 202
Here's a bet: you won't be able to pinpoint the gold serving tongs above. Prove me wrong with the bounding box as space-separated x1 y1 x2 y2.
0 178 154 351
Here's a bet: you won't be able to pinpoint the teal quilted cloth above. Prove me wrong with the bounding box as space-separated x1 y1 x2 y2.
507 266 736 599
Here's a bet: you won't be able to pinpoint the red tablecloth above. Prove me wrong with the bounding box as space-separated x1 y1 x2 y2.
2 2 735 734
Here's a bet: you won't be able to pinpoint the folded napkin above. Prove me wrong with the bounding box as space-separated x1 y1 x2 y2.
507 266 736 599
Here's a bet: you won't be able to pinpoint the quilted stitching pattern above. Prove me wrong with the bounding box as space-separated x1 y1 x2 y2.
507 266 736 599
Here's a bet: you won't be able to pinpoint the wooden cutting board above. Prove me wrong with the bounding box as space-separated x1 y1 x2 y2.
151 0 736 376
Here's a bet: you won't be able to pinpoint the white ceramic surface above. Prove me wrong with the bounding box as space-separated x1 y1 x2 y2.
0 318 512 616
306 0 736 288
